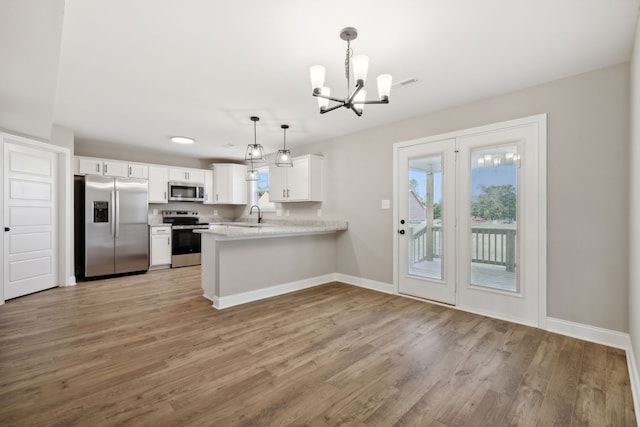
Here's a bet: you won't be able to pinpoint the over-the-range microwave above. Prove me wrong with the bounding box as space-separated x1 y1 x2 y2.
168 181 205 202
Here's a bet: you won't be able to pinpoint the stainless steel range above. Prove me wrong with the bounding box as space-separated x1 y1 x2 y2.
162 210 209 268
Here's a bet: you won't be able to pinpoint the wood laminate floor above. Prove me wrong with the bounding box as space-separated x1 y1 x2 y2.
0 267 635 426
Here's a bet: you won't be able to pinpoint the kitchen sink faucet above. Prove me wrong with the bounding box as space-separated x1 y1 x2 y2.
249 205 263 224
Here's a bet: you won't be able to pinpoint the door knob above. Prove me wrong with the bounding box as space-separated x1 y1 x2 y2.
398 229 405 235
4 227 10 232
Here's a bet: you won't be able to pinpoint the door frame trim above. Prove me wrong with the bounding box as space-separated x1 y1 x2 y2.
1 132 73 305
393 114 547 327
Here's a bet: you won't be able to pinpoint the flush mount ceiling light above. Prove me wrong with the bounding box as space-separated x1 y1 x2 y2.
275 124 293 167
245 116 265 162
170 136 194 144
309 27 392 116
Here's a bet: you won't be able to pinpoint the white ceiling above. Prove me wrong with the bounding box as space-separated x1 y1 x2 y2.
4 1 640 159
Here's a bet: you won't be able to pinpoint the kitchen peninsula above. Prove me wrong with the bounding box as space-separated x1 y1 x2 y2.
197 220 347 309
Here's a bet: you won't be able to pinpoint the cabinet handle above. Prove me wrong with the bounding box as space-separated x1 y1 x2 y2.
287 189 290 198
105 164 108 174
164 191 167 200
129 166 132 175
96 164 99 172
216 194 218 201
283 189 286 198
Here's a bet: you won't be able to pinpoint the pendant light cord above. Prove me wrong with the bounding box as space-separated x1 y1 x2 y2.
283 127 287 150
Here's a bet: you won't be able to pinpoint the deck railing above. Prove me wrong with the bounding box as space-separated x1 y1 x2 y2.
410 225 516 272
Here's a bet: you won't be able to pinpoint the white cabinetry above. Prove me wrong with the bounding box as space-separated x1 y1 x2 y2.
150 226 172 268
75 157 148 179
210 163 248 205
269 155 323 202
127 163 149 179
203 170 215 204
148 166 169 203
169 168 205 184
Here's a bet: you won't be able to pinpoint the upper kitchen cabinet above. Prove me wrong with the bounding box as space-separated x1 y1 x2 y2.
269 155 323 202
168 167 205 184
210 163 247 205
148 165 169 203
203 170 214 204
75 156 148 179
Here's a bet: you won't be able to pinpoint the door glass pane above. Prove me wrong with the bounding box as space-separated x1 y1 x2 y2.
470 145 518 292
408 155 443 280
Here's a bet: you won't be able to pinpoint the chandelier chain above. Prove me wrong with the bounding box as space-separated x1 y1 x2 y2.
345 40 352 96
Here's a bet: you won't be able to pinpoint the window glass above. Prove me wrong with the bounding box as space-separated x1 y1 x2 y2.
253 166 275 211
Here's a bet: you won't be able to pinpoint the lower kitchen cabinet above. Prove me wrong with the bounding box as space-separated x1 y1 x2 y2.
150 226 172 269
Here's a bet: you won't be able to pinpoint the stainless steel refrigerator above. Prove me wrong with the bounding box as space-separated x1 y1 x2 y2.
75 175 149 278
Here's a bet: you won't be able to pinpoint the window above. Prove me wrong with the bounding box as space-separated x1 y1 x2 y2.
251 165 275 211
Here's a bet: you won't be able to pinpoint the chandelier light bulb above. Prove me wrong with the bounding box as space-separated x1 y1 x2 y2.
318 87 330 110
310 65 326 91
352 54 369 84
377 74 392 100
354 89 366 114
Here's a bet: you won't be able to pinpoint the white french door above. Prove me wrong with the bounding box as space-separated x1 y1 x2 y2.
397 138 456 304
395 115 546 327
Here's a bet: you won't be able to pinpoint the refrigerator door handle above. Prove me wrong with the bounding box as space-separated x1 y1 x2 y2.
110 190 116 237
115 190 120 238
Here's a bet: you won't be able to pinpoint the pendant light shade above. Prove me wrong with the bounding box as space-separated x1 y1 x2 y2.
246 162 259 181
275 124 293 167
245 116 266 162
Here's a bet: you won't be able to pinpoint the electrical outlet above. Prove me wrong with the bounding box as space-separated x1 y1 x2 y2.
317 209 322 217
152 209 158 215
285 209 290 217
381 199 391 209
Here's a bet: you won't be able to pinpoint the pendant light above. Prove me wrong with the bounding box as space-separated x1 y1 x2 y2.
245 116 265 162
275 124 293 167
246 159 259 181
245 116 263 181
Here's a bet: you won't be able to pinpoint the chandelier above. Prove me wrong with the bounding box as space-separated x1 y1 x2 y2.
309 27 392 116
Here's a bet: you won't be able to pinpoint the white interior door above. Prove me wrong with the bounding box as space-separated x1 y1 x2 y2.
3 141 57 299
397 139 456 304
395 116 546 327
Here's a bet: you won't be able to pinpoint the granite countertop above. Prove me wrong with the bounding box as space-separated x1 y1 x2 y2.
196 219 348 241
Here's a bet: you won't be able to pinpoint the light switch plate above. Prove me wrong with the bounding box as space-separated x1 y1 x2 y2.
381 199 391 209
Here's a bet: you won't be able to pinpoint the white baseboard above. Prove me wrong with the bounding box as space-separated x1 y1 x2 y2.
60 276 76 287
333 273 395 294
212 274 335 310
456 304 539 328
546 317 629 350
627 337 640 426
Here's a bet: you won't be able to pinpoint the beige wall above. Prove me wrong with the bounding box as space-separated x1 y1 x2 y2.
286 63 630 332
50 124 74 151
629 17 640 398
